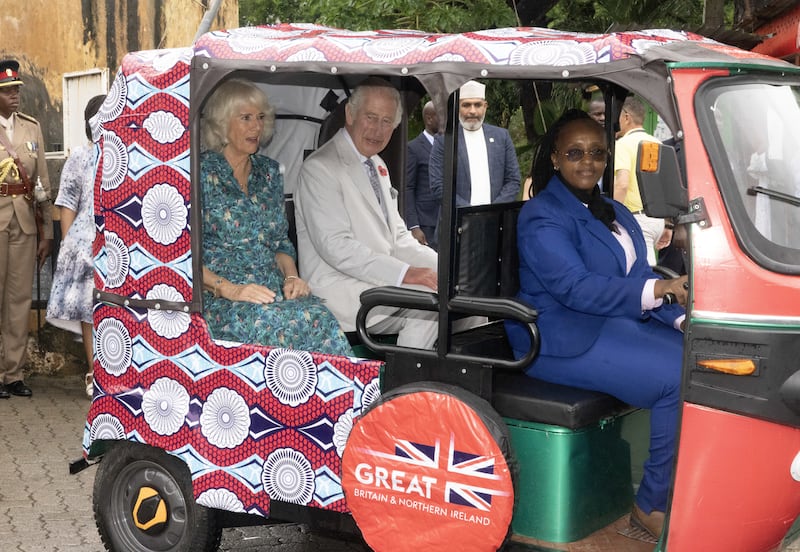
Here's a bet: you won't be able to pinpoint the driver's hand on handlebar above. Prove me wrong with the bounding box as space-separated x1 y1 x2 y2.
654 275 689 307
402 266 437 291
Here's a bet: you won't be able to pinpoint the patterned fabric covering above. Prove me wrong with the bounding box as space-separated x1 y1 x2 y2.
84 48 382 518
193 24 776 67
201 151 352 356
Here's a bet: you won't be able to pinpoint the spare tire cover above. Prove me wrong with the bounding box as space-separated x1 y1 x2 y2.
342 382 515 552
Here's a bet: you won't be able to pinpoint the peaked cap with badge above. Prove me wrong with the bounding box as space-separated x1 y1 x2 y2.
0 59 24 89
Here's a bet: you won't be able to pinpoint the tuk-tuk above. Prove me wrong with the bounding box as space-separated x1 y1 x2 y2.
70 23 800 552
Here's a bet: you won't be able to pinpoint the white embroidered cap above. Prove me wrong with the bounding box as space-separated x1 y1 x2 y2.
459 80 485 100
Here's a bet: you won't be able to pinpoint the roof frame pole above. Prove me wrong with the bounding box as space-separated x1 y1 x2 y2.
436 88 461 358
194 0 224 43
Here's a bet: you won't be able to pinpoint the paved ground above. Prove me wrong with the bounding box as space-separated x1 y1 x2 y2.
0 373 369 552
2 372 799 552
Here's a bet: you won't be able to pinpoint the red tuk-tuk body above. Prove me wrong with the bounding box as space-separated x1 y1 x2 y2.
75 24 800 552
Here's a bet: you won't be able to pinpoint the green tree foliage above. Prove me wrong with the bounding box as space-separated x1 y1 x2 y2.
546 0 731 33
240 0 317 26
240 0 517 32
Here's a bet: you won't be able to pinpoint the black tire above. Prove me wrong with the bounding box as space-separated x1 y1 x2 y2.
93 441 222 552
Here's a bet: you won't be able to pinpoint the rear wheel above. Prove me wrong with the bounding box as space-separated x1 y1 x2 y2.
93 442 222 552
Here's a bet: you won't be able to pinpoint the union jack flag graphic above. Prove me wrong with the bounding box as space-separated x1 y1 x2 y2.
355 433 510 511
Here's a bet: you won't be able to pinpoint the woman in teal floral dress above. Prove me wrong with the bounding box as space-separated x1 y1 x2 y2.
201 78 352 356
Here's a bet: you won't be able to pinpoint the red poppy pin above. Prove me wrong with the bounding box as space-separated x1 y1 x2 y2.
378 165 388 177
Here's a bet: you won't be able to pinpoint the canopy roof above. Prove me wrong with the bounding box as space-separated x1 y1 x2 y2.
188 23 797 137
194 23 784 69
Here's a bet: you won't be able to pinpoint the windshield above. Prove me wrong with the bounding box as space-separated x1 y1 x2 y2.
700 78 800 271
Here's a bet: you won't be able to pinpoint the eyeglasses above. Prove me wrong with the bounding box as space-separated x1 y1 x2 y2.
555 148 609 162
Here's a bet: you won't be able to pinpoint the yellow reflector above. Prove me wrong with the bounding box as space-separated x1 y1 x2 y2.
697 358 756 376
639 141 660 172
133 486 168 530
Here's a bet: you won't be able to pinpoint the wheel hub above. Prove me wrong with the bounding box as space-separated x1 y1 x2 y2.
132 486 169 533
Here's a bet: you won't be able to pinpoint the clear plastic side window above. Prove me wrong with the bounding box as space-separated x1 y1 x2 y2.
710 83 800 251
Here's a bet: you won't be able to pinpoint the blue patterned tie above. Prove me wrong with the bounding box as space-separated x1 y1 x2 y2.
364 159 389 222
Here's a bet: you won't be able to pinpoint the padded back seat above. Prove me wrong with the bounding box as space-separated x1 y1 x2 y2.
453 202 521 298
451 203 631 429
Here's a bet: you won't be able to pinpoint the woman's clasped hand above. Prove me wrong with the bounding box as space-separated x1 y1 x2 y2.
217 278 311 304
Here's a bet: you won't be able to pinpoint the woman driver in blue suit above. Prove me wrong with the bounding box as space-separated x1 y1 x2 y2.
505 110 688 541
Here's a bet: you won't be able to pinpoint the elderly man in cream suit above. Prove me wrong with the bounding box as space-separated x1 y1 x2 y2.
296 78 439 349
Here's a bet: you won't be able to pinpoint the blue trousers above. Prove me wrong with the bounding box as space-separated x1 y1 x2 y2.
526 316 682 513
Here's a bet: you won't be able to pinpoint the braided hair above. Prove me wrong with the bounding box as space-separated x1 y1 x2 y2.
532 109 616 232
531 108 592 196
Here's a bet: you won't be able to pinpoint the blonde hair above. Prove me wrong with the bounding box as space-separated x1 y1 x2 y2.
201 78 275 152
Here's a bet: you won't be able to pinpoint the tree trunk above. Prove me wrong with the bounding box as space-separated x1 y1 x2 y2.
701 0 726 34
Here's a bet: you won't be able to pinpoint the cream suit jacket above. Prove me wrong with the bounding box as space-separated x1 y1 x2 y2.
296 128 437 332
0 113 53 238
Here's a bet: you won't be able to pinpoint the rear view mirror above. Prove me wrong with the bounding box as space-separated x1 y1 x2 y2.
637 142 687 218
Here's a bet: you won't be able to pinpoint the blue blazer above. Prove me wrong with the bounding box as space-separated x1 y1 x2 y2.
405 132 439 230
429 124 520 207
506 176 684 358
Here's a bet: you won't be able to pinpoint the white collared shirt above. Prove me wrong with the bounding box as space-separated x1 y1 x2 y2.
463 126 491 205
0 113 14 141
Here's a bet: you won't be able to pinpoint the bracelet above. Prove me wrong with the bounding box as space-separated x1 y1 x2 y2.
664 223 675 230
284 275 299 283
213 277 223 298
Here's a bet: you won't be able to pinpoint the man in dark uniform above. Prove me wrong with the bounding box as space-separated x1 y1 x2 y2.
405 101 440 249
0 59 54 398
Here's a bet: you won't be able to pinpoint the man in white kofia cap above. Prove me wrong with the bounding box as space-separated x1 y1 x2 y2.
429 79 520 210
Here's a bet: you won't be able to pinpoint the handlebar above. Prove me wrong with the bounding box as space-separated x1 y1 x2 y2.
355 286 540 370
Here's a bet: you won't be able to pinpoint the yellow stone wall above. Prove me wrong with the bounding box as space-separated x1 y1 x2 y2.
0 0 239 140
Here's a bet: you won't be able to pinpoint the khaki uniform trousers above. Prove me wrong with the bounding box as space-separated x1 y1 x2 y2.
0 210 35 383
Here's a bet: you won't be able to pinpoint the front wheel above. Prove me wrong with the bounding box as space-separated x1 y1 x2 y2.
93 441 222 552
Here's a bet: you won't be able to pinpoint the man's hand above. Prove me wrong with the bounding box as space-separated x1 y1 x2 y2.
402 266 437 291
37 239 52 271
410 227 428 246
655 227 673 250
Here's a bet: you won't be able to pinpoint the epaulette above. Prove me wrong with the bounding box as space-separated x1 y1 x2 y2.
16 112 39 124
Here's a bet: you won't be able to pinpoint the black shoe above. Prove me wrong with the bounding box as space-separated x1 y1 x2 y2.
7 380 32 397
0 384 8 399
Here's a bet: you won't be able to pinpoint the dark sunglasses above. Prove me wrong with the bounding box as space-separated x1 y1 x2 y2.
555 148 609 162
